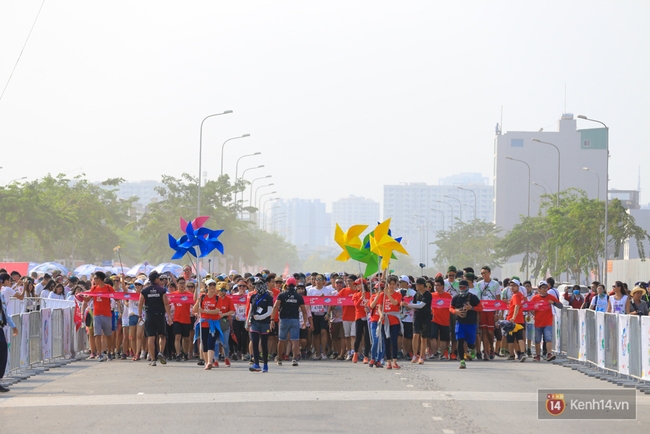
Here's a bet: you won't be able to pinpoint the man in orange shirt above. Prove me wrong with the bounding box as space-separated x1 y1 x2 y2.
337 275 358 361
529 281 560 362
505 279 527 362
81 271 115 363
430 277 451 359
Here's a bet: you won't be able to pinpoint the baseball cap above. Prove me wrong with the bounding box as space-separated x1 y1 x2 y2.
399 275 410 283
510 279 521 286
458 280 469 287
134 279 145 286
538 280 548 287
229 270 237 275
206 279 216 285
286 277 297 286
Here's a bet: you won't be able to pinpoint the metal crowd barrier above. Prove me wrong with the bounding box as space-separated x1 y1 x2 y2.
4 305 87 380
561 307 650 381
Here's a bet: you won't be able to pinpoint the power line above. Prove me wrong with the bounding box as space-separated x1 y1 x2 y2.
0 0 46 103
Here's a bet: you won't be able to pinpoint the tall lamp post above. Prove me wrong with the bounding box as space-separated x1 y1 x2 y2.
258 192 277 225
234 152 261 205
533 182 547 195
457 187 477 221
198 110 232 216
532 138 561 207
245 173 270 219
506 156 531 278
578 115 609 287
443 195 463 222
220 134 250 177
263 204 280 231
582 167 601 200
435 200 454 231
430 208 445 232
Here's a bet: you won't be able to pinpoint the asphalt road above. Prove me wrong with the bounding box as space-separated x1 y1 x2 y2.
1 355 649 434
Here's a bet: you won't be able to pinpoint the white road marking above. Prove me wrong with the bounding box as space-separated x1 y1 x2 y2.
432 416 443 421
442 430 454 434
1 390 648 408
422 402 431 407
407 385 414 387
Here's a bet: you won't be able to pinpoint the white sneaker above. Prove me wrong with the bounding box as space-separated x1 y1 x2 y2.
140 350 147 359
312 353 320 361
321 353 327 360
345 353 352 361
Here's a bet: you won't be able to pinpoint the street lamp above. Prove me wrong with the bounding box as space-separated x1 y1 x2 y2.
582 167 601 200
578 114 609 287
443 195 463 222
258 192 277 222
430 208 445 232
234 152 261 205
9 176 27 184
532 138 561 207
246 174 271 219
532 182 547 195
505 157 531 217
254 183 274 212
271 212 286 233
220 134 251 177
457 187 477 221
263 204 280 230
506 156 532 279
198 110 233 216
435 200 454 231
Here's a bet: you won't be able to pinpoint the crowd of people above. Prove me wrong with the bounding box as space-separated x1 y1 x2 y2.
3 263 650 390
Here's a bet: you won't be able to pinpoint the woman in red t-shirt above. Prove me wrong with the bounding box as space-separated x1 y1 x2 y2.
368 282 384 368
351 278 371 363
379 276 403 370
192 281 221 370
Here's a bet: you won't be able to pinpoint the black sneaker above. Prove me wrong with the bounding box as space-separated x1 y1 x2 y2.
292 359 298 366
0 385 10 393
175 355 182 362
518 353 527 362
526 348 532 357
197 359 205 366
183 353 188 361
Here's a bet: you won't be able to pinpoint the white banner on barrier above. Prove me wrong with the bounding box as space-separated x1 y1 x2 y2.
596 311 605 368
618 314 630 375
63 308 71 358
578 309 587 361
642 316 650 379
20 313 29 368
41 308 52 360
553 307 561 354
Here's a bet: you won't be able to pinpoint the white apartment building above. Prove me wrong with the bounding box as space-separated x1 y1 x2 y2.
331 196 380 232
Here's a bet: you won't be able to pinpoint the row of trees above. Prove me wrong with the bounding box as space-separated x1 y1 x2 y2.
0 173 300 272
433 189 650 280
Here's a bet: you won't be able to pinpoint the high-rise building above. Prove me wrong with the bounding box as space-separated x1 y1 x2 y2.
493 113 607 233
383 175 493 267
112 180 164 205
331 196 380 231
271 199 331 251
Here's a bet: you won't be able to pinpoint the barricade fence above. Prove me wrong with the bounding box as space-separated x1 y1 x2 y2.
558 307 650 381
4 299 650 382
4 305 85 379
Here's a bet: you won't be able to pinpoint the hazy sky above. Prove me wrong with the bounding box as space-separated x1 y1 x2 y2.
1 1 649 211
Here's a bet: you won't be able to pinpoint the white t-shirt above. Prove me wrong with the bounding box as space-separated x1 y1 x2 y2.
609 295 628 314
48 292 65 300
41 289 51 299
478 280 500 300
35 282 45 296
468 286 480 299
307 286 336 315
400 288 416 322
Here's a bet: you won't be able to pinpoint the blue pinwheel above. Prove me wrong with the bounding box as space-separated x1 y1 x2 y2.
168 216 225 260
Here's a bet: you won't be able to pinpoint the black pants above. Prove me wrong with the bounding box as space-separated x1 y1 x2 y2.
0 331 7 379
250 332 268 365
354 319 371 358
232 320 249 354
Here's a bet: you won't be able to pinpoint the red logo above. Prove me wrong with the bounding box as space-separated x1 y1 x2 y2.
546 394 565 416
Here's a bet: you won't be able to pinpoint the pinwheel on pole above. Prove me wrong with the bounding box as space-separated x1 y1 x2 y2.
168 216 225 275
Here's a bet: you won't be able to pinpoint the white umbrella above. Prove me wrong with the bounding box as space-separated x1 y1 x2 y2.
31 262 69 275
125 262 155 277
153 263 184 277
73 264 108 277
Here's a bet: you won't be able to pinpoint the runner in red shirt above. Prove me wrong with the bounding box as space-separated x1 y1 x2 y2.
216 283 235 366
430 277 452 359
337 275 359 361
379 276 403 370
505 279 527 362
529 281 559 362
351 278 371 363
81 271 115 363
172 278 193 362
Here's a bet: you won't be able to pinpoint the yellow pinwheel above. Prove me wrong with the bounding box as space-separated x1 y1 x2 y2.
370 219 409 270
334 223 368 261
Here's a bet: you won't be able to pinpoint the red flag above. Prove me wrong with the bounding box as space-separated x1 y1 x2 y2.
73 302 83 331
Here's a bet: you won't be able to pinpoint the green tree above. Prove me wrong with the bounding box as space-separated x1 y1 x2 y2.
432 219 506 272
499 189 650 280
